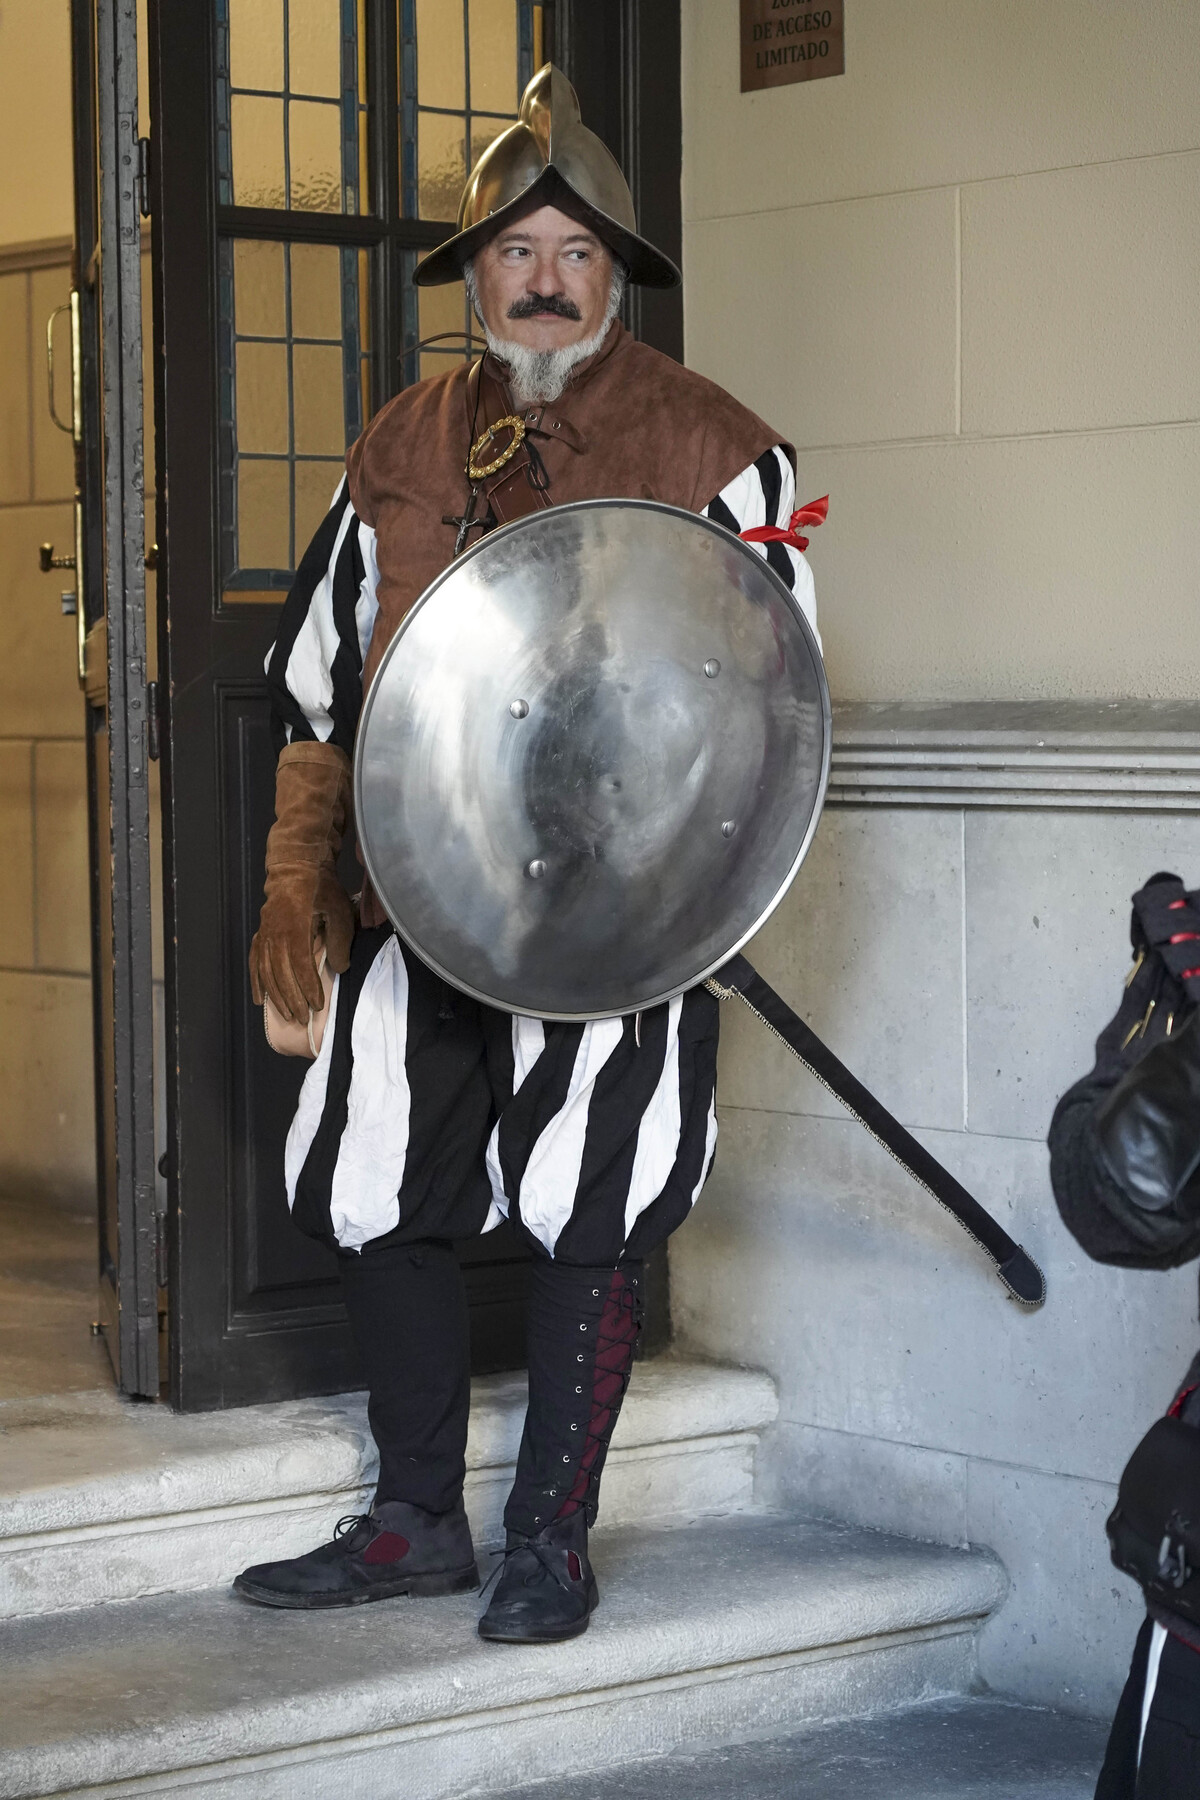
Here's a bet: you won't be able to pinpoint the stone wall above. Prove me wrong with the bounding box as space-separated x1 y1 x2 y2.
681 0 1200 701
678 0 1200 1715
670 708 1200 1714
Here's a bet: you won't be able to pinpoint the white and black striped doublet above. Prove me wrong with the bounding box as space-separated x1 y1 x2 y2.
269 453 816 1264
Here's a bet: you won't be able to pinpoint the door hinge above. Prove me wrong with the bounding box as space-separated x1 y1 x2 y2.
136 137 152 217
147 678 160 761
155 1210 169 1290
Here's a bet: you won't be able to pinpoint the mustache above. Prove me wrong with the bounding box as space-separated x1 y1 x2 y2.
507 291 582 321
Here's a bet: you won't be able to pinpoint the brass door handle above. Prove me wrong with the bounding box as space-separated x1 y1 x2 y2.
46 298 82 445
42 291 87 684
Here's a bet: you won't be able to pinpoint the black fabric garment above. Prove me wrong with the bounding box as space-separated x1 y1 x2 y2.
292 927 719 1260
265 476 365 759
1100 1616 1200 1799
290 927 497 1253
340 1241 644 1534
482 992 720 1269
339 1236 472 1514
1096 1618 1153 1800
1137 1630 1200 1797
504 1260 645 1537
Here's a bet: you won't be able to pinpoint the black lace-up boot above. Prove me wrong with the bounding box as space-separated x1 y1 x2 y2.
477 1508 596 1642
478 1259 643 1643
233 1497 479 1609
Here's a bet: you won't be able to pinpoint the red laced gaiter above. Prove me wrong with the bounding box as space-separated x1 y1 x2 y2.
503 1260 645 1539
558 1267 643 1524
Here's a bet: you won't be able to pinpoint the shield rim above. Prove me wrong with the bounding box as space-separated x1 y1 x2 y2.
354 497 832 1022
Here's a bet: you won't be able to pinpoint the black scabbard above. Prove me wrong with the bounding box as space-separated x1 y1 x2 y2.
708 953 1045 1309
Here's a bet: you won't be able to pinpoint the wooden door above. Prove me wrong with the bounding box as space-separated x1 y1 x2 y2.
146 0 682 1409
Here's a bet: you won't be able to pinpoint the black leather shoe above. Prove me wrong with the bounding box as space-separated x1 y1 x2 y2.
233 1498 479 1609
477 1510 598 1643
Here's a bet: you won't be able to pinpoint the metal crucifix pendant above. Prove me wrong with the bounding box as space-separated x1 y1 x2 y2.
444 485 484 557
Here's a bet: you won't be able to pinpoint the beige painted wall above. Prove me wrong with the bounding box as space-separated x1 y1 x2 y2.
682 0 1200 700
0 4 95 1204
0 1 74 247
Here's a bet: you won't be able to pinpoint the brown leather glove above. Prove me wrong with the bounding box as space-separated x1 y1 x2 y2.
249 740 355 1023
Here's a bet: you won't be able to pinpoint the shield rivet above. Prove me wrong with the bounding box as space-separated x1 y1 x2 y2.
721 820 737 838
704 659 721 678
526 859 546 879
509 698 529 719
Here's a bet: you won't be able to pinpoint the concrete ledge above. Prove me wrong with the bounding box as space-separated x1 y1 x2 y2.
829 700 1200 809
0 1360 777 1618
0 1514 1007 1800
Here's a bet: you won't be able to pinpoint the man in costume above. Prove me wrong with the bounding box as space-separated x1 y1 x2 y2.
237 65 817 1643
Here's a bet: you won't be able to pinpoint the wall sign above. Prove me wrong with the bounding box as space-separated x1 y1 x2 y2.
740 0 845 92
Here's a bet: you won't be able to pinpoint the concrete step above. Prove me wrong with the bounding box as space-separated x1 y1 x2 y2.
0 1357 775 1619
0 1512 1007 1800
486 1694 1109 1800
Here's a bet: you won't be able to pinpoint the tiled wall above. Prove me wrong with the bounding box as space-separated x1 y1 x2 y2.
0 258 96 1205
681 0 1200 700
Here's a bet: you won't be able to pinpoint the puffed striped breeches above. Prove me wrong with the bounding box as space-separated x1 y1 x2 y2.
284 925 721 1267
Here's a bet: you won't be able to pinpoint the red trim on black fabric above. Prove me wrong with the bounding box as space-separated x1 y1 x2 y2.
1168 1384 1198 1420
557 1268 639 1520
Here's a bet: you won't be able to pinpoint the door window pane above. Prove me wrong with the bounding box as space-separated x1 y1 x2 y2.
232 238 286 337
293 344 348 453
219 239 371 595
402 1 536 222
230 94 286 209
469 0 518 115
415 0 465 109
235 341 289 452
290 241 342 340
417 110 467 223
294 458 347 550
237 458 292 571
288 99 343 213
229 0 284 91
217 0 367 214
288 0 342 98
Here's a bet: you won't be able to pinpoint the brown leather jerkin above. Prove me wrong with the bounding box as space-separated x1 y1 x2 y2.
345 319 793 927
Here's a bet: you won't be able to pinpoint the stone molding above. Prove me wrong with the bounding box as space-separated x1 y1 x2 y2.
829 700 1200 810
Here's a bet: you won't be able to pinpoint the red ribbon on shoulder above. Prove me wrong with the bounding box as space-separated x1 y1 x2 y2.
740 494 828 553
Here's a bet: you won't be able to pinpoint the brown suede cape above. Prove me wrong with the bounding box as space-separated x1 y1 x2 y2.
344 318 792 924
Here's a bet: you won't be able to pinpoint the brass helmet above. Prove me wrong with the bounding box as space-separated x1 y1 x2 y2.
413 64 680 290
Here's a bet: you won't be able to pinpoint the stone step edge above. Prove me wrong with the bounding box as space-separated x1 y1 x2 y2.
0 1360 777 1541
2 1524 1007 1800
0 1430 758 1558
79 1619 988 1800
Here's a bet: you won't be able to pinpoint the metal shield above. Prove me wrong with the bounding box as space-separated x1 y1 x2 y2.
355 500 830 1020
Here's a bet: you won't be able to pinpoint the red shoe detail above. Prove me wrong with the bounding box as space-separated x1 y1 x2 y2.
567 1551 582 1582
363 1531 411 1565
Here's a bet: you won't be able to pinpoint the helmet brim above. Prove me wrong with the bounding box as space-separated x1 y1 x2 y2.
412 166 681 291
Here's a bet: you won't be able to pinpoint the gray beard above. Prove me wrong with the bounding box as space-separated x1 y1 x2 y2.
464 264 625 406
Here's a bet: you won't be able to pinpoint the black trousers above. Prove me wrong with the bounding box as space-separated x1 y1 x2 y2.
1097 1618 1200 1799
340 1237 644 1537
